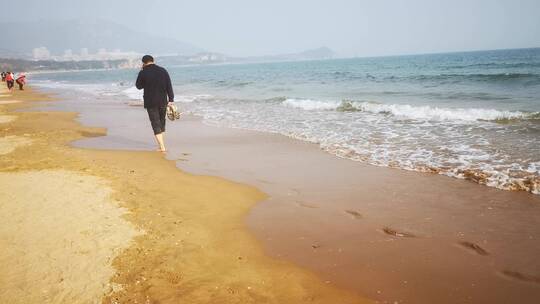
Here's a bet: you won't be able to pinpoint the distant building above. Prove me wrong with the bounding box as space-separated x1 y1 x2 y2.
63 49 74 60
188 52 226 63
32 47 51 60
31 46 140 65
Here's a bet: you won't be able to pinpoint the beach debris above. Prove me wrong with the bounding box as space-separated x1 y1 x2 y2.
500 270 540 284
345 209 362 219
383 227 416 238
458 241 489 256
311 244 321 249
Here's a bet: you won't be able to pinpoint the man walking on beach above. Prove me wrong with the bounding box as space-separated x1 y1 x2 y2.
136 55 174 152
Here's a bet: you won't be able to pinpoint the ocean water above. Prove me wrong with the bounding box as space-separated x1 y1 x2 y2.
32 48 540 194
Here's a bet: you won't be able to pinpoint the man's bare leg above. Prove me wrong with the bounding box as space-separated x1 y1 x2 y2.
154 132 166 152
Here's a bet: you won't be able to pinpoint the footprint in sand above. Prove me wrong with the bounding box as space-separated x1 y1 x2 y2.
80 130 104 138
500 270 540 285
345 210 363 219
160 270 183 285
174 153 192 161
382 227 416 238
287 188 301 196
458 241 489 256
296 201 319 209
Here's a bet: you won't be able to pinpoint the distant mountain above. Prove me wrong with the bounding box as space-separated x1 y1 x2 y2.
0 19 203 58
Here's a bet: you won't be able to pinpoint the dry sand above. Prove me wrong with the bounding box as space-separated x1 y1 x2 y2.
0 114 16 123
0 89 16 124
0 170 141 303
0 86 372 303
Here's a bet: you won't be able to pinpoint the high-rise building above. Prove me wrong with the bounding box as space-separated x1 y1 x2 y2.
32 47 51 60
64 49 73 60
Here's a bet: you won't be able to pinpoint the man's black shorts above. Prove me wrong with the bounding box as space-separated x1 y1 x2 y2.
147 106 167 135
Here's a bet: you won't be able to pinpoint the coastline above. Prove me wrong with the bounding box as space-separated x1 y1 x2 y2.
0 86 372 303
53 85 540 304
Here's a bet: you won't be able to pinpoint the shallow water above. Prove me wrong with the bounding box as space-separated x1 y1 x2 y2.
32 48 540 193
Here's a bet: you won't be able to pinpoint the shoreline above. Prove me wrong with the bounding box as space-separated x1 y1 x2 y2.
44 85 540 304
31 75 540 196
0 86 372 303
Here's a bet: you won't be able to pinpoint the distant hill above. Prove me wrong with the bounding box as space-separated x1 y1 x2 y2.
0 19 203 58
232 47 336 63
294 47 335 60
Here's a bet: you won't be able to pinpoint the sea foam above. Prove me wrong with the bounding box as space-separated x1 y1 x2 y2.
122 86 143 100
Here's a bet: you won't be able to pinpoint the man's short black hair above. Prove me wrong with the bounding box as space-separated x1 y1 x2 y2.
142 55 154 64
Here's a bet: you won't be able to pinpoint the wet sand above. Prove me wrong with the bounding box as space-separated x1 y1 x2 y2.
54 91 540 304
0 87 371 303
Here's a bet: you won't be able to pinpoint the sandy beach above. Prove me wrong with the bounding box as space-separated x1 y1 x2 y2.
2 83 540 303
3 2 540 302
0 86 373 303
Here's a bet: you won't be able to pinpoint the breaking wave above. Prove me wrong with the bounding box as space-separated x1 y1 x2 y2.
282 98 539 122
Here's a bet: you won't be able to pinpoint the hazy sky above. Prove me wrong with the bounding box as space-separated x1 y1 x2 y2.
5 0 540 57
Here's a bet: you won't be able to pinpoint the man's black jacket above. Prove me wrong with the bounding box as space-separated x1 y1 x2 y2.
135 64 174 108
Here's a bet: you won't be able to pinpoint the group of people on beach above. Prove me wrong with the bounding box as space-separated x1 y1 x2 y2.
1 71 26 91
